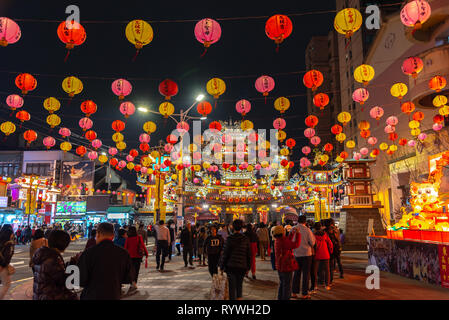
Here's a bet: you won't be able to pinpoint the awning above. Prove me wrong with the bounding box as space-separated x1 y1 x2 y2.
107 206 135 214
0 208 22 215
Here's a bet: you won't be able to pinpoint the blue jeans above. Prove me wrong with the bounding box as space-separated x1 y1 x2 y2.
277 271 293 300
292 256 312 296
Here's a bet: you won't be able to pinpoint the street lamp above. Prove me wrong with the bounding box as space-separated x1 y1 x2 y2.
138 107 149 113
196 94 205 101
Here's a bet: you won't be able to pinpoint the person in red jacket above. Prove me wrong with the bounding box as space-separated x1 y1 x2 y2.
311 222 333 291
124 226 148 293
273 225 301 300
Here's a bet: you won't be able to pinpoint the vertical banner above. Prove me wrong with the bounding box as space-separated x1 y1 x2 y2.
438 245 449 288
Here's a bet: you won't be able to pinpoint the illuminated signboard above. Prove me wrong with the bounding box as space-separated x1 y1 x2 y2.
0 196 8 208
56 201 86 215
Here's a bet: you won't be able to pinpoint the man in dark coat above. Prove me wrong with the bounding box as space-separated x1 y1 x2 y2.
220 219 251 300
180 222 195 268
78 222 134 300
32 230 78 300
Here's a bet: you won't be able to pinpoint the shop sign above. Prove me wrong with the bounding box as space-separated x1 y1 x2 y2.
0 196 8 208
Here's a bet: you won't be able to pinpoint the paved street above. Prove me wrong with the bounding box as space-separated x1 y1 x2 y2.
4 239 449 300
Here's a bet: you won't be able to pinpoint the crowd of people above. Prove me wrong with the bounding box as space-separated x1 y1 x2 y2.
0 216 345 300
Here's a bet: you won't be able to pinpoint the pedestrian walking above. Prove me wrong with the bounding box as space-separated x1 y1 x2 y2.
29 228 48 268
181 222 195 268
273 225 301 300
193 223 200 261
154 220 170 271
292 215 316 299
217 224 229 242
220 219 251 300
137 223 148 246
85 229 97 250
78 222 135 299
0 224 15 300
125 226 149 284
197 227 207 266
204 225 224 276
31 230 78 300
167 220 176 261
256 222 269 261
244 223 259 279
325 219 343 280
114 228 127 247
311 222 333 291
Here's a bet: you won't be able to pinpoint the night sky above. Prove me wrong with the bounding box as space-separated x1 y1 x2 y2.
0 0 336 189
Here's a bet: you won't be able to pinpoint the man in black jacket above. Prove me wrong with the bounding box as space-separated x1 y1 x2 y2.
180 222 195 268
220 219 251 300
78 222 134 300
204 225 224 276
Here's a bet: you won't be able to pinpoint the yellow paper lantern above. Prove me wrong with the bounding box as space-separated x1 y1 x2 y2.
261 161 269 168
98 155 108 163
275 130 287 141
43 97 61 113
433 95 448 108
336 156 344 163
346 140 355 149
336 133 347 143
247 165 254 172
321 154 329 162
112 132 124 142
337 112 351 125
241 120 254 131
147 168 154 175
411 128 421 136
334 8 363 38
127 162 135 170
439 105 449 116
125 20 154 50
358 120 370 131
116 141 127 151
389 145 398 152
274 97 290 114
235 182 240 187
141 157 152 167
62 76 83 97
214 153 222 160
189 144 198 152
204 179 210 185
408 120 420 129
171 174 177 180
379 143 388 151
280 148 289 156
0 121 16 136
159 102 175 118
150 151 160 159
263 141 271 149
194 165 201 171
390 83 408 100
46 114 61 128
354 64 375 86
206 78 226 99
203 162 211 169
143 121 157 133
271 163 279 169
60 141 72 152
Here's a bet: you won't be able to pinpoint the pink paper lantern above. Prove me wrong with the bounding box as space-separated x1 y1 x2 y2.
221 134 232 144
402 57 424 78
177 121 190 134
139 133 151 144
255 164 262 170
194 18 221 47
433 123 443 131
418 133 427 141
310 136 321 146
352 88 369 105
236 151 245 159
255 75 275 97
108 147 118 156
193 152 202 160
258 150 267 158
369 106 384 120
88 151 98 161
164 143 173 152
119 101 136 118
193 178 200 184
302 146 311 155
6 94 23 110
400 0 431 28
273 118 286 130
235 99 251 116
353 153 362 161
0 18 21 46
126 155 134 162
111 79 132 100
360 148 369 155
43 136 55 149
79 117 93 130
367 137 378 145
91 139 102 149
236 143 246 152
408 140 416 147
58 127 71 138
241 162 249 169
386 116 399 126
140 167 148 174
384 125 396 134
304 128 315 138
118 160 126 168
171 152 180 161
226 181 231 186
154 164 161 170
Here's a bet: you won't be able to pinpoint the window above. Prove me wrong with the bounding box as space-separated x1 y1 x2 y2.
25 163 51 176
0 163 20 177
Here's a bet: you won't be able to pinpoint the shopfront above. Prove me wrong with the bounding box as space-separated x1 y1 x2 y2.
53 200 87 228
0 208 23 230
106 206 134 225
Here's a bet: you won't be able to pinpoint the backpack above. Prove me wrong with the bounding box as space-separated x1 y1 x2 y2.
328 229 340 252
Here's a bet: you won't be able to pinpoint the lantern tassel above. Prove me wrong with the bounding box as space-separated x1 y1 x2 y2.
275 44 279 53
64 50 71 63
200 47 208 58
264 96 267 104
345 38 352 50
132 49 140 62
214 100 217 109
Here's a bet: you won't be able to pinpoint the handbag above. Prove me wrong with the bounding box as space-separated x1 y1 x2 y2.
210 274 229 300
137 236 145 257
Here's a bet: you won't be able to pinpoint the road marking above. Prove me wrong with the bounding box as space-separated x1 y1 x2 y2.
11 277 33 284
10 261 24 266
15 265 28 269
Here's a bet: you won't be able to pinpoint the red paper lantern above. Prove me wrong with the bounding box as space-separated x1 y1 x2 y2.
360 130 371 139
197 101 212 117
265 14 293 45
429 76 446 93
15 73 37 94
139 143 149 153
166 134 178 144
209 121 222 132
372 149 380 156
134 165 141 172
159 79 178 100
286 138 296 149
303 70 324 91
340 151 349 159
324 143 333 152
23 130 37 144
399 138 408 146
305 115 319 128
434 115 444 123
112 120 125 132
76 146 87 157
85 130 97 141
401 102 415 115
412 111 424 122
109 158 118 167
230 165 237 172
331 124 343 135
57 21 86 49
388 132 398 141
129 149 139 158
313 93 329 110
16 110 30 122
281 159 289 167
80 100 97 117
